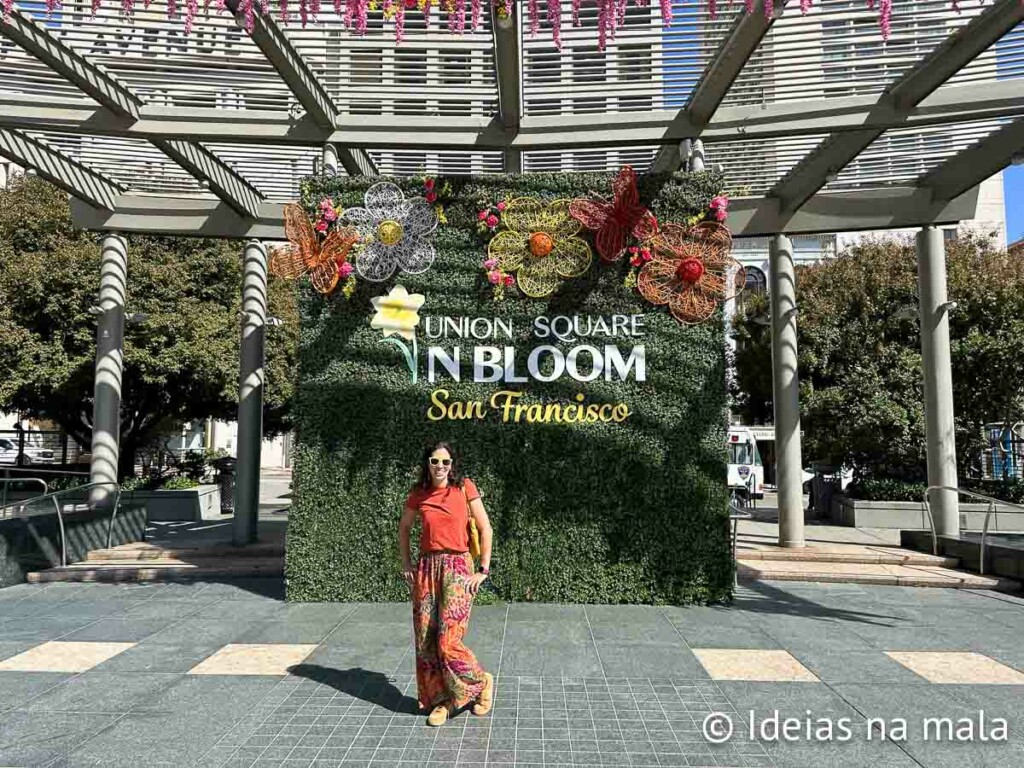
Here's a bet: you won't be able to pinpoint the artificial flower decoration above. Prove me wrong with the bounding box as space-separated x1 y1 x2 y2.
569 165 658 263
344 182 439 283
487 199 593 298
369 284 426 383
475 199 507 242
481 257 516 301
369 283 425 341
709 194 729 222
636 221 745 325
2 0 915 49
269 204 360 295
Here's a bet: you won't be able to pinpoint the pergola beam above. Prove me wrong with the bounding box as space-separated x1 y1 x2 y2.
222 0 377 175
224 0 335 130
651 0 787 172
768 0 1024 214
152 139 263 218
69 185 981 240
1 7 273 215
491 7 522 171
917 117 1024 203
337 147 379 177
0 128 121 210
3 80 1024 150
0 8 141 119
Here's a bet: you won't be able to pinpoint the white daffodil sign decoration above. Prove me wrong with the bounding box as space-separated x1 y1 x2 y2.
370 285 425 383
346 182 439 282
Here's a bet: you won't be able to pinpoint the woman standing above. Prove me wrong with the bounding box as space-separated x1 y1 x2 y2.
400 441 495 726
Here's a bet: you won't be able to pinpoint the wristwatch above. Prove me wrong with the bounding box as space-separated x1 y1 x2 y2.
480 567 490 576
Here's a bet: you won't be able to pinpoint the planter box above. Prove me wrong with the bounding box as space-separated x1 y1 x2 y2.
830 495 1024 532
127 484 222 522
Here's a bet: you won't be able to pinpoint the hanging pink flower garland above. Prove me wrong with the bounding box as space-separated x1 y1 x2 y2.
0 1 977 48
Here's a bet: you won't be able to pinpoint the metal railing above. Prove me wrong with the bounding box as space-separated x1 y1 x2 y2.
729 472 758 510
729 501 754 587
922 485 1024 574
0 467 89 476
0 477 48 509
0 482 121 568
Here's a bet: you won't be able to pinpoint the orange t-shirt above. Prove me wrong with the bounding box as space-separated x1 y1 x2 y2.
405 478 481 553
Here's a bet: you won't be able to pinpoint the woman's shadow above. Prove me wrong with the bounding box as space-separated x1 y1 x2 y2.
288 664 420 715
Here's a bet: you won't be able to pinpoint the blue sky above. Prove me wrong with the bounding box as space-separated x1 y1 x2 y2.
1006 166 1023 246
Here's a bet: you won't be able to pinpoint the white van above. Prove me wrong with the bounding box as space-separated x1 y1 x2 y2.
727 426 764 499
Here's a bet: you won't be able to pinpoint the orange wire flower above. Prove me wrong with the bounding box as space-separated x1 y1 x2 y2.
569 165 658 263
636 221 745 324
269 204 360 294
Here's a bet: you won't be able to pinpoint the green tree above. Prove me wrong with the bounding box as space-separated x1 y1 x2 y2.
0 177 298 478
732 235 1024 481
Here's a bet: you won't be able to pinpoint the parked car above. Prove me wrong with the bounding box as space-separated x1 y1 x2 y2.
0 437 56 465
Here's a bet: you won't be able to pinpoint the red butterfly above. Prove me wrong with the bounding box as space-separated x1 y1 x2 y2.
569 165 659 263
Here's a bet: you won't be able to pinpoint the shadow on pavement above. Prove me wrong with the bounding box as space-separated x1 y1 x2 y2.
732 578 904 626
288 664 420 714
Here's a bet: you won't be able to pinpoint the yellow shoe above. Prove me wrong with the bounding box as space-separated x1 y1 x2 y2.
427 704 450 727
471 673 494 716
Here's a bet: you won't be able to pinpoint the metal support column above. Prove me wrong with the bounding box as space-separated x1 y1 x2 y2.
690 139 705 172
769 234 805 548
234 239 268 545
917 226 960 537
322 143 339 176
89 233 127 507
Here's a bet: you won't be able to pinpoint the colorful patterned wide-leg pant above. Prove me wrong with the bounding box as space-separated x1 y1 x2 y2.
413 551 487 710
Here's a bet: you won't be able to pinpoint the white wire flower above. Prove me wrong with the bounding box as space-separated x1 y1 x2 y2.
344 182 439 282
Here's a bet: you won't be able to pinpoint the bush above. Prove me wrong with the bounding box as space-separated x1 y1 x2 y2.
845 476 1024 505
121 474 199 492
287 171 734 605
120 476 147 492
160 476 200 490
846 478 927 502
963 478 1024 505
42 476 87 493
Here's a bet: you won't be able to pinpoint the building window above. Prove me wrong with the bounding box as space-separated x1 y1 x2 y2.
396 54 427 86
527 49 561 114
743 266 768 296
439 153 472 175
351 103 382 115
351 50 381 84
619 95 652 111
619 45 651 82
441 50 470 85
736 265 768 320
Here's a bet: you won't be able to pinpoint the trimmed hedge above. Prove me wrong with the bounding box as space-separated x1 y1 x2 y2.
286 171 733 604
847 476 1024 505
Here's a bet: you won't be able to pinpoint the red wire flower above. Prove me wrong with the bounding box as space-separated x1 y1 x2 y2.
569 165 658 263
637 221 745 325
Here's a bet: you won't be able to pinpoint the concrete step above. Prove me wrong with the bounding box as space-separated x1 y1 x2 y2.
737 559 1020 590
26 557 283 583
84 541 285 561
737 547 959 568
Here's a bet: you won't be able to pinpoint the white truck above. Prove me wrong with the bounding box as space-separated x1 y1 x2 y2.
727 426 764 500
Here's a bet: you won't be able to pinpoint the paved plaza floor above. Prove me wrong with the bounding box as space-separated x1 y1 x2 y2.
1 580 1024 767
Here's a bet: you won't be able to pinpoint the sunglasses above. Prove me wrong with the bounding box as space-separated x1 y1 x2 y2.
429 458 452 467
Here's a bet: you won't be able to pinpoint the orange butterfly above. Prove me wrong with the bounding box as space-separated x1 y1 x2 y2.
269 204 360 294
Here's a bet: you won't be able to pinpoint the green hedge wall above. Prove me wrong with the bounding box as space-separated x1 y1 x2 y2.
286 170 733 604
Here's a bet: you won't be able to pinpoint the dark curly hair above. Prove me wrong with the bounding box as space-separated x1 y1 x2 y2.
417 441 466 492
